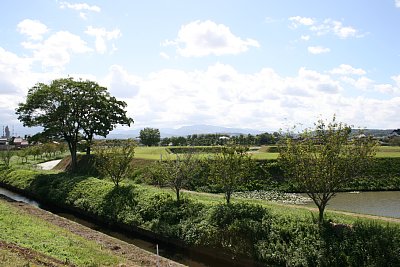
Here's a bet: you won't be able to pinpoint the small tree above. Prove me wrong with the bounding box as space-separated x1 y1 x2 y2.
159 153 198 203
279 117 377 223
0 146 14 169
94 139 136 187
139 127 160 146
209 145 254 204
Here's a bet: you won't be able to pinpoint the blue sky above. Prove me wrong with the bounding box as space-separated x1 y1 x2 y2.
1 0 400 135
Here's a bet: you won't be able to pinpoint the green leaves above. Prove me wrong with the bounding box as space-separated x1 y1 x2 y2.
279 117 377 223
16 78 133 170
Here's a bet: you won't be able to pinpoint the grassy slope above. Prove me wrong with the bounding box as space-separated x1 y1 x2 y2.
0 199 125 266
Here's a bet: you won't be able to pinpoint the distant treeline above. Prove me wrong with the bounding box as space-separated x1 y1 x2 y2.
160 132 281 146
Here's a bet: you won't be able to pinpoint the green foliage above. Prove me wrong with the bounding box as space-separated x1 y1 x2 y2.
139 127 160 146
3 168 400 266
0 146 14 169
279 117 378 223
209 145 255 204
94 139 136 186
16 78 133 170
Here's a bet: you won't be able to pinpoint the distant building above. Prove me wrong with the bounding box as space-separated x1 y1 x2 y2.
4 126 10 138
13 137 29 148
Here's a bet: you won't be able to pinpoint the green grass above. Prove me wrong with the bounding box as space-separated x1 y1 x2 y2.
133 145 400 160
0 200 125 266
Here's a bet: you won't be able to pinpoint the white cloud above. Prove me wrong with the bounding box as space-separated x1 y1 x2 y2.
22 31 92 69
331 20 357 39
396 0 400 8
291 17 360 39
164 20 260 57
85 26 121 54
59 1 100 20
17 19 49 40
59 1 101 12
289 16 315 28
392 74 400 86
160 52 170 60
301 35 310 41
330 64 366 76
308 46 330 54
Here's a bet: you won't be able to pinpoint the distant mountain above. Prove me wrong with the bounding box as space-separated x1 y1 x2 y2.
161 124 265 137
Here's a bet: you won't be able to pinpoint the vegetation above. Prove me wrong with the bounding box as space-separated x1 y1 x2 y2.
94 139 136 186
0 199 124 266
154 152 199 202
279 118 377 223
139 127 161 146
16 78 133 170
1 168 400 266
209 145 255 204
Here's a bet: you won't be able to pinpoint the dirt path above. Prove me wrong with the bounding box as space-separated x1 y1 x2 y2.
0 196 185 267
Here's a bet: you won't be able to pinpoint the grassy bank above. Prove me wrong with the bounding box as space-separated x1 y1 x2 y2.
0 197 126 266
1 167 400 266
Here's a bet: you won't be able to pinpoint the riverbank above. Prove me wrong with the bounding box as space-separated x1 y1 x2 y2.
0 194 185 267
2 167 400 266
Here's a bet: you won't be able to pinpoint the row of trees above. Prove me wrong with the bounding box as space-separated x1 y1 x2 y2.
146 117 377 224
139 131 281 147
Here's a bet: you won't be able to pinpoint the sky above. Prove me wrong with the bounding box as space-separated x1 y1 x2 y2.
1 0 400 136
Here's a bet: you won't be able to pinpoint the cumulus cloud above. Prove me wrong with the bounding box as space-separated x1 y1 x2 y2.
21 31 92 69
85 26 121 54
308 46 330 54
396 0 400 8
159 52 170 60
164 20 260 57
17 19 49 40
330 64 366 76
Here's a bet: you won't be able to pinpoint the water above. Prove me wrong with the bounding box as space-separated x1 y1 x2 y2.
303 191 400 218
0 187 230 267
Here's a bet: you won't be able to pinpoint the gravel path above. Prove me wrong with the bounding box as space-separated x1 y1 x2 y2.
37 159 62 170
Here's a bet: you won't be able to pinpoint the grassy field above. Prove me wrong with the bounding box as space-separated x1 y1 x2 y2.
0 199 126 266
134 145 400 160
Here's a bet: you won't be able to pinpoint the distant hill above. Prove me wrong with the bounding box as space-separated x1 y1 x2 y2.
105 126 396 139
161 124 264 137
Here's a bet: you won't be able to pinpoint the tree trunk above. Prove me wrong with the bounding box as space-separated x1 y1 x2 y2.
86 145 91 155
176 188 180 203
226 191 231 204
67 141 78 172
318 204 325 224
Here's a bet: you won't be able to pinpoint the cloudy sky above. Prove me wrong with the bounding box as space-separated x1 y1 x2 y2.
1 0 400 135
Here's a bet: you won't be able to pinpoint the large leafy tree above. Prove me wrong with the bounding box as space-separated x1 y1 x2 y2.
279 117 377 223
139 127 160 146
16 78 133 171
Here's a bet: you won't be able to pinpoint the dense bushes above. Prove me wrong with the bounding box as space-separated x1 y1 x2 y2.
143 158 400 193
1 169 400 266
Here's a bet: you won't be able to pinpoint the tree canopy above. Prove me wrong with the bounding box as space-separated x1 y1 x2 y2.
139 127 160 146
16 78 133 171
279 117 377 223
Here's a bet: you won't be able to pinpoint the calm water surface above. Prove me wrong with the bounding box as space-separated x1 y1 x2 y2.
302 191 400 218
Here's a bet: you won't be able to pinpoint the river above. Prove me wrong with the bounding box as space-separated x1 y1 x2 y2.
302 191 400 219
